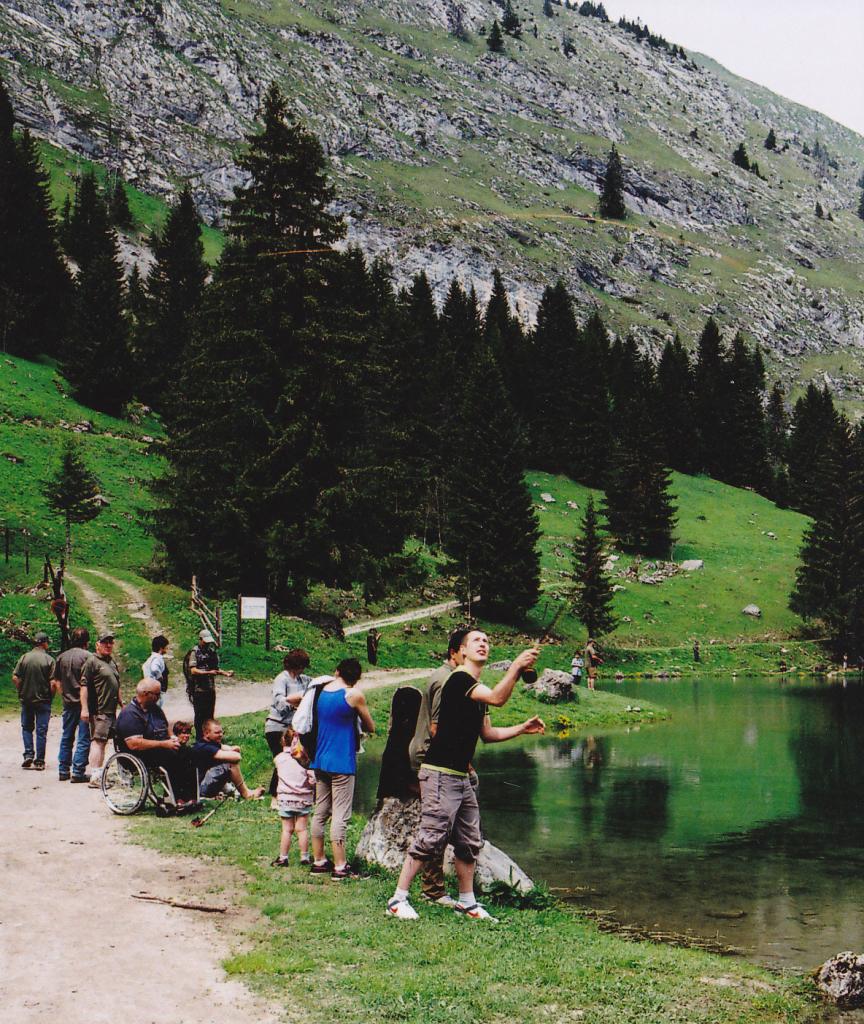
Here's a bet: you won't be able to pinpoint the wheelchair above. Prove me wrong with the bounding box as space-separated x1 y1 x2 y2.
100 749 201 817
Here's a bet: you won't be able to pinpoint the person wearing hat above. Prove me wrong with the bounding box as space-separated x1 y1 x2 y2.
189 628 233 739
79 632 124 787
12 630 57 770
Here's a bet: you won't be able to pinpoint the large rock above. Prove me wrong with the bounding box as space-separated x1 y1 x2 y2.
742 604 762 618
523 668 574 703
679 559 704 571
356 797 534 893
815 952 864 1008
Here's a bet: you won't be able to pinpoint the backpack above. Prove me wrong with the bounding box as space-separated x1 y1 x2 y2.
294 676 330 759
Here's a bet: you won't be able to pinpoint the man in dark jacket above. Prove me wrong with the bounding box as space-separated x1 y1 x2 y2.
12 631 56 770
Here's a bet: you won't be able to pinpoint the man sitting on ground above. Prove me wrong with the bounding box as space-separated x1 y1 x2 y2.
115 679 197 803
192 719 264 800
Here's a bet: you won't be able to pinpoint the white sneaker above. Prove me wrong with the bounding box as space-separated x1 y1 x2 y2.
421 893 458 908
386 898 419 920
454 901 499 922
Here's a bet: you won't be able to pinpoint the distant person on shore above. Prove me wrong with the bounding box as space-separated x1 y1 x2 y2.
142 635 170 707
367 628 381 666
187 629 233 738
584 638 602 691
79 633 123 788
693 640 701 664
386 630 544 921
271 727 316 867
264 649 311 798
12 630 56 771
53 626 92 781
407 627 469 907
192 719 263 800
570 651 584 687
309 659 375 880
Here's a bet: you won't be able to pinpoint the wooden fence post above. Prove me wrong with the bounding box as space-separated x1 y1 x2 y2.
236 594 242 647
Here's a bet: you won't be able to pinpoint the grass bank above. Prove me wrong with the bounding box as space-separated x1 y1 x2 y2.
129 708 817 1024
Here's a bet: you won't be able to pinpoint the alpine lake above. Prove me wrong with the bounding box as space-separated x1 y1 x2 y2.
354 675 864 976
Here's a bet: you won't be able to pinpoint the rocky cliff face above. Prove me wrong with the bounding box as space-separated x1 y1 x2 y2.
3 0 864 390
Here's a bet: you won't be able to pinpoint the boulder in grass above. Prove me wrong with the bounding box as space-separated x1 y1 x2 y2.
523 668 573 702
742 604 762 618
815 952 864 1008
540 492 556 503
680 559 704 571
355 797 534 893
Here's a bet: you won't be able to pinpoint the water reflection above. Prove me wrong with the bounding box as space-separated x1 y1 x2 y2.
354 676 864 971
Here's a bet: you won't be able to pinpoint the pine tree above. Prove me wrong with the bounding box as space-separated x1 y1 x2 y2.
483 270 529 421
572 310 613 482
656 336 698 473
602 387 677 557
724 333 770 491
61 170 132 414
732 142 751 170
110 179 134 229
530 281 580 474
766 382 790 503
787 384 844 517
487 19 505 52
135 186 207 408
599 144 626 219
815 201 824 219
693 317 731 478
43 440 102 555
858 188 864 221
543 0 555 16
442 341 540 622
0 77 71 358
502 0 522 37
764 128 777 151
569 495 617 638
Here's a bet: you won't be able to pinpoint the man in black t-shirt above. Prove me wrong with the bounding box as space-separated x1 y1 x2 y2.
386 630 544 922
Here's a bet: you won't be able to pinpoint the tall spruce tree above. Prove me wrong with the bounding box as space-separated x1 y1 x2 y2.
766 382 790 505
43 439 102 555
787 384 844 517
0 77 71 358
724 333 770 491
570 495 617 638
572 310 612 482
110 179 134 229
483 269 529 420
62 170 132 414
135 186 207 407
693 317 730 478
858 188 864 221
732 142 751 170
502 0 522 36
442 341 540 622
487 20 506 52
602 386 677 557
764 128 777 150
656 336 698 473
599 144 627 219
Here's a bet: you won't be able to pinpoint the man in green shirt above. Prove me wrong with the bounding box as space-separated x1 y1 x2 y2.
79 632 123 788
12 631 57 770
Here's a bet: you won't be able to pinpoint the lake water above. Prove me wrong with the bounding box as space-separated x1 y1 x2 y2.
355 676 864 973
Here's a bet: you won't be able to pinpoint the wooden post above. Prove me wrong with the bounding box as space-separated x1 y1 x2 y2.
216 605 222 648
265 597 271 652
236 594 242 647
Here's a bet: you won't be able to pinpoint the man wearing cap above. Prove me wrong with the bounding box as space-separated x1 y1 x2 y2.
189 629 233 739
53 626 92 781
12 631 57 770
79 632 123 788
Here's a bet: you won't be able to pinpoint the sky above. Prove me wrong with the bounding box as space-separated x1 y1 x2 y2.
604 1 864 137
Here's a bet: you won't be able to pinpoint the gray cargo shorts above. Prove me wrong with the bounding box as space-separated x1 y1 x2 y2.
408 767 483 864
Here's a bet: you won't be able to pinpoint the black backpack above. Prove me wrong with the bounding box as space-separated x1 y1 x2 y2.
182 649 195 701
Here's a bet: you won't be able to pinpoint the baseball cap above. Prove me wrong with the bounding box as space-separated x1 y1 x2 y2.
34 631 49 644
98 632 115 643
199 629 215 643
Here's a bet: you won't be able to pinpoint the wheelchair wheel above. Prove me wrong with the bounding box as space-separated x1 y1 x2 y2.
101 752 149 815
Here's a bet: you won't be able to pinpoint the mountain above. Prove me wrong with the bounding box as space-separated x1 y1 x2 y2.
3 0 864 396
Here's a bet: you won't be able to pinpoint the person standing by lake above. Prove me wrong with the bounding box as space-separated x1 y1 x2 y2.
188 629 233 738
264 649 312 798
570 651 584 687
309 659 375 880
386 630 544 921
584 637 602 691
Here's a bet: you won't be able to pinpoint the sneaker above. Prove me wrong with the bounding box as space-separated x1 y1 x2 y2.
310 859 334 874
299 856 312 866
70 774 91 784
421 893 458 908
88 775 102 789
21 758 33 769
331 866 359 880
32 760 46 771
271 856 290 867
386 897 419 920
59 773 70 782
454 902 499 922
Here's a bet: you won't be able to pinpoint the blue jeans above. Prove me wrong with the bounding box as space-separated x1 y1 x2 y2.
59 704 92 777
21 701 52 762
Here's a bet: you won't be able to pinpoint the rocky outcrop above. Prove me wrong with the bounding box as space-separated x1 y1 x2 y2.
523 669 574 703
356 796 534 893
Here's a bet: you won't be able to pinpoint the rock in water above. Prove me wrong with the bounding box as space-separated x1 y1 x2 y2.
356 797 534 893
815 952 864 1008
523 668 574 702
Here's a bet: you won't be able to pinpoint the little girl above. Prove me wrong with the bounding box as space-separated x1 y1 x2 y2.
272 727 316 867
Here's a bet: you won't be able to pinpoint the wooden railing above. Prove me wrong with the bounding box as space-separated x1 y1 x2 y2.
190 576 222 647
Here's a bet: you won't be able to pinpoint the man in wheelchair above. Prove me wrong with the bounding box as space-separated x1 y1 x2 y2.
115 679 198 807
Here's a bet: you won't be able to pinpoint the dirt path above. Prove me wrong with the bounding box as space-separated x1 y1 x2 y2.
78 567 167 639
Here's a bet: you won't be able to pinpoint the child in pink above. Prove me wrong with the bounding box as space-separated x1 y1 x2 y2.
272 728 316 867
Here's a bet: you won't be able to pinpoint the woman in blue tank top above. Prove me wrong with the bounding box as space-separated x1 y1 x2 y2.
310 659 375 879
